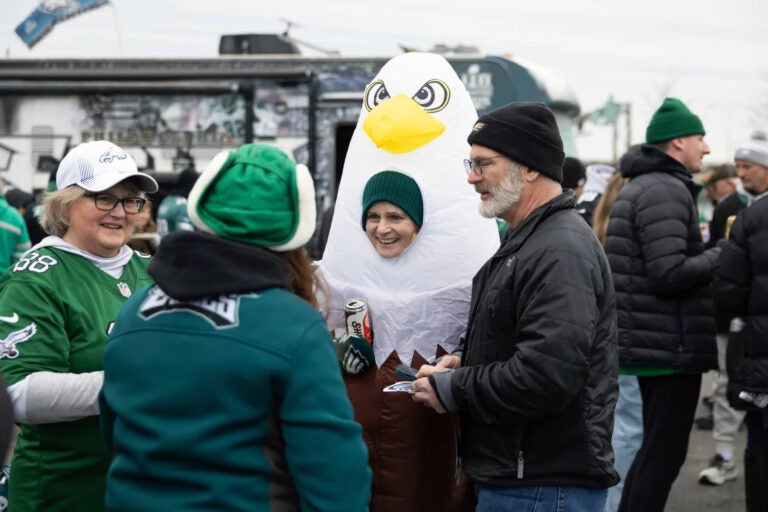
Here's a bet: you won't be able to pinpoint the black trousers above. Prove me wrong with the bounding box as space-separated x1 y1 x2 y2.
618 373 701 512
745 411 768 512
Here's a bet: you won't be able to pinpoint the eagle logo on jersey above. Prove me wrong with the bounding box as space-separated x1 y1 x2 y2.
0 323 37 359
139 287 254 328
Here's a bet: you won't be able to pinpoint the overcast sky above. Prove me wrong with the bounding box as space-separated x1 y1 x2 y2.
2 0 767 163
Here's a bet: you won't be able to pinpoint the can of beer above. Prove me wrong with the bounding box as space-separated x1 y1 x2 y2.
725 215 737 239
344 299 373 345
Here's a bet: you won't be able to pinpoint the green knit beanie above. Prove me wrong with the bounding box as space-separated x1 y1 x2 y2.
187 143 316 251
361 170 423 229
645 97 705 143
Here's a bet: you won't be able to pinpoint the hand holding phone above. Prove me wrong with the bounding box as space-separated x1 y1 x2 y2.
395 364 419 381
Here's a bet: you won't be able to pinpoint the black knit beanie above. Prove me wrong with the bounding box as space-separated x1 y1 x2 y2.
467 102 565 183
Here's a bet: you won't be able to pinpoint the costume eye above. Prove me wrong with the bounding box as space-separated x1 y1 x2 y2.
364 80 390 111
412 79 450 113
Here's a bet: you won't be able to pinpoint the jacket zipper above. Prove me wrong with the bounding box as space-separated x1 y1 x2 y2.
514 423 526 479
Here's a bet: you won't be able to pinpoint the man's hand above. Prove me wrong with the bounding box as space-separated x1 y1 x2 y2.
412 376 447 413
416 354 460 378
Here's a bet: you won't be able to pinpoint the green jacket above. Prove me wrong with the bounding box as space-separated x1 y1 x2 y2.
0 197 30 271
100 232 371 511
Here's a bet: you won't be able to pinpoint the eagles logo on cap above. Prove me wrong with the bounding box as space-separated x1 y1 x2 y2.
98 148 128 164
471 122 485 133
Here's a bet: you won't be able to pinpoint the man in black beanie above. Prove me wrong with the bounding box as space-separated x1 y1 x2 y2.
413 102 619 511
562 156 587 199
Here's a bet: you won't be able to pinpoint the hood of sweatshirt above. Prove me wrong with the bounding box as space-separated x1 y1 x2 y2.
148 231 288 300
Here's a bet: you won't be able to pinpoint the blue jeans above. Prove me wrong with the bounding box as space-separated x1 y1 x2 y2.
476 485 607 512
604 375 642 512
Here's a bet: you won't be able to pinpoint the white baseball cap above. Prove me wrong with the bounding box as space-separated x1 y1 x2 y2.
56 140 159 193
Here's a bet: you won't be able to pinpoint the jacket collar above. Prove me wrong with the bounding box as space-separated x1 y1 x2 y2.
497 190 576 256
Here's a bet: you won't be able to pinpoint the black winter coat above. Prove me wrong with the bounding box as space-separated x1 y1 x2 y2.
604 144 718 372
450 191 619 489
708 193 746 333
714 195 768 402
706 192 745 249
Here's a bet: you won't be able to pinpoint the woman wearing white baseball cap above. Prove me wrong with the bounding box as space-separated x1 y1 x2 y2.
0 140 158 512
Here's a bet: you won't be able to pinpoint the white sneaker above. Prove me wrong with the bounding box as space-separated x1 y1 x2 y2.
698 454 738 485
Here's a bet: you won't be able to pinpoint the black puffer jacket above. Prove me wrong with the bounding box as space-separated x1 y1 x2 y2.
604 144 718 372
444 192 619 489
714 195 768 400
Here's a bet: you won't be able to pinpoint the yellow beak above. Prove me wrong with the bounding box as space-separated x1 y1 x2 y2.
363 94 446 154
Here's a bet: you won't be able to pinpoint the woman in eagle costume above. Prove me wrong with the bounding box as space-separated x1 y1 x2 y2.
318 52 499 511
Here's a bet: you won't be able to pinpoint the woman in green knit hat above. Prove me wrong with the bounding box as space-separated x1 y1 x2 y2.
361 170 423 259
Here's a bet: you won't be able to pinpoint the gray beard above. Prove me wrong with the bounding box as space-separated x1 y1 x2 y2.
479 167 524 219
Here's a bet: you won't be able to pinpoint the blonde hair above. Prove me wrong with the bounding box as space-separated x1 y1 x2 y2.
40 186 86 236
41 181 145 237
592 172 628 246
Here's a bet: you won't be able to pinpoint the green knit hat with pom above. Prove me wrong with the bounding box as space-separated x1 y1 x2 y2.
361 170 423 229
187 143 316 251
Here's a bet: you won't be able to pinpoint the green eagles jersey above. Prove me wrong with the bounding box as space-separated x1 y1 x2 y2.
0 247 153 512
156 195 195 238
0 197 30 272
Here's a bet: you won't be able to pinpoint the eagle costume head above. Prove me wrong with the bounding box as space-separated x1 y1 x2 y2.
319 52 499 366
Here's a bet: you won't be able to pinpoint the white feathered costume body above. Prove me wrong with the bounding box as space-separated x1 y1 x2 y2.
319 52 499 368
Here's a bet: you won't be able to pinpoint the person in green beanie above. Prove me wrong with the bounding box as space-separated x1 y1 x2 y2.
99 143 371 512
332 169 424 375
603 98 722 511
361 170 423 259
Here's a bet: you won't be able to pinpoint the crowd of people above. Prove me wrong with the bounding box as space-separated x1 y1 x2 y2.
0 51 766 512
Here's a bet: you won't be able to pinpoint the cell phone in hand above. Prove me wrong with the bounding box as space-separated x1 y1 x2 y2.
395 364 419 381
383 381 416 394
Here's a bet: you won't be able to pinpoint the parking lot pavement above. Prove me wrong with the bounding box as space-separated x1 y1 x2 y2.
666 371 746 512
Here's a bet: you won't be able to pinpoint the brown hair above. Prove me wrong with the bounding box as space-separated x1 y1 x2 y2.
277 248 328 310
592 172 628 246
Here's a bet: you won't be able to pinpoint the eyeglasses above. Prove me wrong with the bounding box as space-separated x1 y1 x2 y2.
463 155 506 176
84 193 146 214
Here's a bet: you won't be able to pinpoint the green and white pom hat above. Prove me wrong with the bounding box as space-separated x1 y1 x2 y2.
187 143 316 251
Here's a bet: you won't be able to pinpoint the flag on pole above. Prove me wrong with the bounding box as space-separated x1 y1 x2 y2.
15 0 110 48
589 95 619 125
